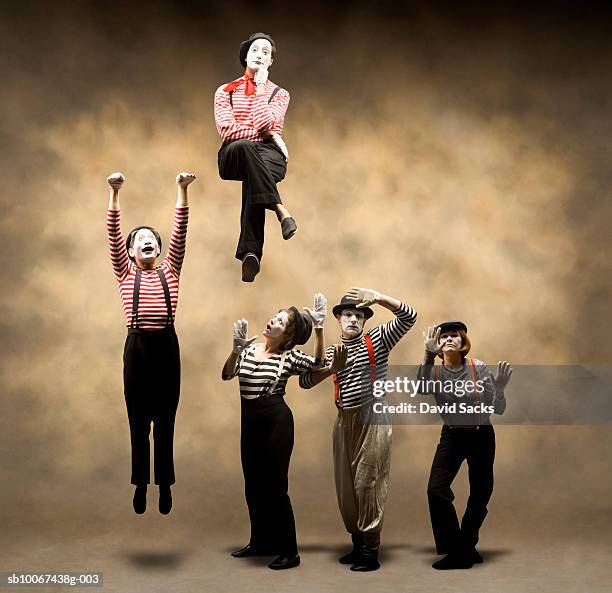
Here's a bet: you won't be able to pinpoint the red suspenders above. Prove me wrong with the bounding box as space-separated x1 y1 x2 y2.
433 358 477 389
333 333 376 408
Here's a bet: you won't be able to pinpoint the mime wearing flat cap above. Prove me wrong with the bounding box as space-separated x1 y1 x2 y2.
416 321 512 570
214 32 296 283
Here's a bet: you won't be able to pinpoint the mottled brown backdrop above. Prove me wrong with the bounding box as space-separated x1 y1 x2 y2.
1 1 611 587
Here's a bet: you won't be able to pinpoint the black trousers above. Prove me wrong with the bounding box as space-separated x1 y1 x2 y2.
218 140 287 261
240 395 298 556
123 326 181 485
427 424 495 554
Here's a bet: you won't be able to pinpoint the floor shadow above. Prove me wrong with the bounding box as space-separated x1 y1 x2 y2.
413 546 514 565
223 542 413 561
122 549 189 569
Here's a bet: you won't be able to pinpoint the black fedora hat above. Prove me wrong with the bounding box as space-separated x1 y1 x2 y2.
239 32 276 68
437 320 468 334
287 306 313 348
331 296 374 320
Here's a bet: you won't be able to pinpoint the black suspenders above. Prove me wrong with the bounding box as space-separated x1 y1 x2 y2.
229 85 280 108
130 267 173 329
130 268 142 329
156 268 174 326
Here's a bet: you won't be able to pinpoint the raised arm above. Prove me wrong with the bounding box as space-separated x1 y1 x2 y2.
345 287 417 351
106 172 130 282
299 345 349 389
214 86 259 143
492 361 512 414
416 326 441 394
303 293 328 363
165 172 194 276
252 70 290 132
222 319 257 380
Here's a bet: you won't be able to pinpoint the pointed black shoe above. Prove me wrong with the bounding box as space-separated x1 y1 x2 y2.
133 485 147 514
268 554 300 570
241 253 260 282
158 485 172 515
432 552 474 570
469 549 483 564
350 546 380 572
339 545 362 565
281 217 297 240
231 544 258 558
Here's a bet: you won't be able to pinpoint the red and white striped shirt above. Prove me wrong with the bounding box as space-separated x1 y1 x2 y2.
107 207 189 330
214 75 290 143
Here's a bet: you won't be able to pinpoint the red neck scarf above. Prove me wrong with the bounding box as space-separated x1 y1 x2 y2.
223 73 258 96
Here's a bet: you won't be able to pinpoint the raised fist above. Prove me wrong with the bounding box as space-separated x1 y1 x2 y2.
107 172 125 190
176 172 196 188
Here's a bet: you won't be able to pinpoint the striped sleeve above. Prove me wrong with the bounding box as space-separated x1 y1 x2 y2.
252 88 290 133
107 209 130 282
287 349 320 376
378 302 417 351
222 350 245 381
299 345 334 388
214 86 258 143
165 207 189 276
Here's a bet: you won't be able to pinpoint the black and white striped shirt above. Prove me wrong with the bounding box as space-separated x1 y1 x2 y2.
300 302 417 408
224 344 321 399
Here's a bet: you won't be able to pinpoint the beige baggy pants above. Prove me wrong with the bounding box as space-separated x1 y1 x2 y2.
332 402 392 548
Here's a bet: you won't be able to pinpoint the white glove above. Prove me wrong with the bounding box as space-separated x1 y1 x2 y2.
423 326 442 354
254 67 269 85
344 287 381 308
304 293 327 329
176 172 196 187
270 132 289 161
329 344 349 373
493 361 513 394
233 319 257 354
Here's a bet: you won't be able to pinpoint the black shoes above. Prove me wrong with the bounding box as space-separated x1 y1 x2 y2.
338 545 362 565
350 546 380 572
132 485 147 514
241 253 260 282
159 485 172 515
470 548 483 564
231 544 259 558
268 554 300 570
432 552 474 570
281 216 297 240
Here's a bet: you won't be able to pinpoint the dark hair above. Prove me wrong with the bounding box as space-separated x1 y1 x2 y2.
437 328 471 360
279 308 298 352
125 226 162 262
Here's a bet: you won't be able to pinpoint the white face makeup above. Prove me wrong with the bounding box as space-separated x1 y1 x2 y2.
246 38 273 72
439 330 462 353
129 228 160 264
337 308 366 338
263 310 289 338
